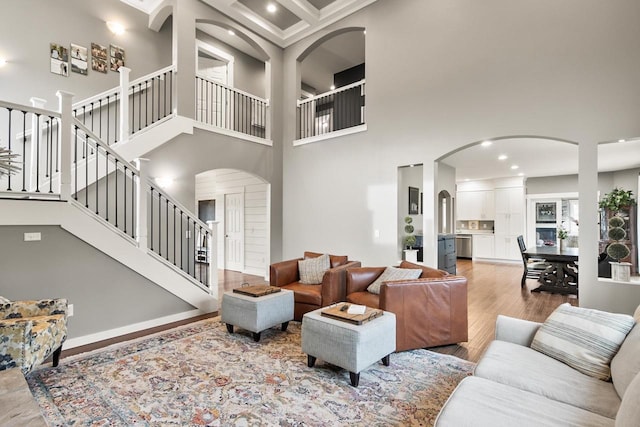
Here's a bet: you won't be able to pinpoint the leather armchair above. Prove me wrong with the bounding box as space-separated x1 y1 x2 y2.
346 261 468 352
270 251 361 320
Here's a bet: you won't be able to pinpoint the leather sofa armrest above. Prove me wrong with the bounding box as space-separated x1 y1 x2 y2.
346 267 386 294
270 258 302 287
321 261 362 305
495 315 542 347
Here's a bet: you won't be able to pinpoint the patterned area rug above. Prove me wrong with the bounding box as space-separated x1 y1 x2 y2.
27 318 474 426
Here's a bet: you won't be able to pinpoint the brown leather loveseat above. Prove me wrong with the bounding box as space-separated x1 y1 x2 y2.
346 261 468 352
270 251 361 320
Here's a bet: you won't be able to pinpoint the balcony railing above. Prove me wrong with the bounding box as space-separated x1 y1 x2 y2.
297 79 365 140
195 75 268 140
72 66 176 146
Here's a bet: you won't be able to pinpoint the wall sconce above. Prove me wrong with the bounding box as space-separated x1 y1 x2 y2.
0 57 7 68
107 21 125 35
155 177 173 189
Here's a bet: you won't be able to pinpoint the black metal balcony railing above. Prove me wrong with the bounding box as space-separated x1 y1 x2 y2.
195 76 267 139
297 80 365 140
0 101 61 194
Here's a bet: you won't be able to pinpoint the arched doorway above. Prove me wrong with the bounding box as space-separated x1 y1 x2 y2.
195 168 270 279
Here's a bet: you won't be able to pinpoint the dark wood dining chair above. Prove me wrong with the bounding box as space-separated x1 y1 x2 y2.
517 235 552 288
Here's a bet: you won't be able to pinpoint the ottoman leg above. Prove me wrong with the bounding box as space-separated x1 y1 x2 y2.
252 332 261 342
226 324 234 334
349 372 360 387
281 321 289 331
382 354 390 366
307 355 316 368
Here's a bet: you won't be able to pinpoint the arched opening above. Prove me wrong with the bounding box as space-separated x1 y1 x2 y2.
195 168 270 279
438 190 453 234
436 136 579 273
296 27 365 141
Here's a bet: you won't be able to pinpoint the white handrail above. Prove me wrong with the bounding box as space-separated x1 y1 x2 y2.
195 74 268 105
130 65 175 87
297 79 365 106
0 100 61 119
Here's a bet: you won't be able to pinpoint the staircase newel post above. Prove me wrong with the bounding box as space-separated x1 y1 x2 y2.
28 97 47 192
56 91 74 201
118 66 131 144
134 158 150 250
206 220 218 296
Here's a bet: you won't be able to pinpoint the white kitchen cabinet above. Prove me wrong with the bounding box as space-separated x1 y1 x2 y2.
494 187 525 261
473 234 495 258
457 190 495 220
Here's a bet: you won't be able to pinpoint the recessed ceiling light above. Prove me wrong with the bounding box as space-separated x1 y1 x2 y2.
518 172 524 176
363 30 367 35
267 3 277 13
498 154 508 161
481 141 492 147
464 178 470 182
228 29 235 36
618 139 626 143
511 165 519 170
330 84 336 91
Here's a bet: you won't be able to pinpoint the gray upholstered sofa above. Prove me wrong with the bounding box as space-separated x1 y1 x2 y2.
435 305 640 427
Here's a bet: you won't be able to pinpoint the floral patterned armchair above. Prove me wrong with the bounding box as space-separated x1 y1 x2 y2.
0 297 68 375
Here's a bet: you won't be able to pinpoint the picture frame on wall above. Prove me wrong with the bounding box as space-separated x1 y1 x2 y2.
50 43 68 77
409 187 419 215
91 43 108 73
70 43 88 75
110 44 125 71
536 202 557 223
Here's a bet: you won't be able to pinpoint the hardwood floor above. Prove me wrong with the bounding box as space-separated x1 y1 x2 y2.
61 262 575 363
429 259 577 362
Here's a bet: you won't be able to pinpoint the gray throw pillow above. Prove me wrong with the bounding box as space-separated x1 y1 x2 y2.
366 266 422 295
298 253 330 284
531 303 635 380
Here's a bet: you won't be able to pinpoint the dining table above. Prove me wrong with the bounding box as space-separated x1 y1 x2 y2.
524 245 579 295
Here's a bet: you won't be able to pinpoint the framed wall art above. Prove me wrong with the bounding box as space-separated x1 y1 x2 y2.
91 43 108 73
536 202 557 223
70 43 88 75
110 44 125 71
409 186 420 215
50 43 68 76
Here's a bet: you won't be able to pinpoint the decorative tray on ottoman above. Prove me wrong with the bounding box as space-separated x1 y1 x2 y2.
232 285 282 297
321 303 383 325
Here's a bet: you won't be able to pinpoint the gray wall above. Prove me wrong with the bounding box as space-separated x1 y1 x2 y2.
281 0 640 269
0 0 172 107
526 169 640 199
0 225 194 339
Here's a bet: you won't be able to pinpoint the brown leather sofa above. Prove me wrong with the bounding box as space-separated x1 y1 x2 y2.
270 251 361 321
346 261 468 352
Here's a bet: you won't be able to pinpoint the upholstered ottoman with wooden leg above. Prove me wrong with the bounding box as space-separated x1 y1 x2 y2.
221 289 294 342
301 306 396 387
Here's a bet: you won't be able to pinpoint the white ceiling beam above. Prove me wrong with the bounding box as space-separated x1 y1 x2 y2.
278 0 320 24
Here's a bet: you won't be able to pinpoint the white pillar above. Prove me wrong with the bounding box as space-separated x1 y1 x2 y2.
118 66 131 144
56 91 74 201
134 157 150 250
207 220 219 296
28 97 47 192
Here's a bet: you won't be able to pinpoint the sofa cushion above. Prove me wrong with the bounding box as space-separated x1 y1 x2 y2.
611 323 640 399
615 372 640 427
346 291 380 308
280 283 322 306
366 267 421 295
304 251 348 268
435 376 615 427
530 303 635 380
475 340 621 419
298 254 330 284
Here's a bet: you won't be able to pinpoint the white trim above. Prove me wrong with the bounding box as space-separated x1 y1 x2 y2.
63 308 207 349
193 120 273 146
297 79 365 106
196 40 234 88
293 124 367 146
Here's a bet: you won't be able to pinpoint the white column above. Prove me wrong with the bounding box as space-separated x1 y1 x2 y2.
118 66 131 144
134 157 150 250
207 220 219 296
56 91 74 201
28 97 47 192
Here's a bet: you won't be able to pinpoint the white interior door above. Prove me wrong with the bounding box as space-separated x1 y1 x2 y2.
224 192 244 271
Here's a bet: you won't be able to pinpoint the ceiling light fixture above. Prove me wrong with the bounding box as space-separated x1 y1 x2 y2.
498 154 508 160
106 21 125 35
267 3 277 13
0 57 6 68
510 165 519 170
481 141 492 147
330 84 336 91
518 172 524 176
228 29 235 36
156 177 174 189
618 139 626 143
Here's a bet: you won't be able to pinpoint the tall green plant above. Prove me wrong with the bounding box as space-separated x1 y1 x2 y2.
599 188 636 212
606 215 631 261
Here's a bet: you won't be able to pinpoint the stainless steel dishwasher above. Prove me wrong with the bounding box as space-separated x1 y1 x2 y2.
455 234 472 258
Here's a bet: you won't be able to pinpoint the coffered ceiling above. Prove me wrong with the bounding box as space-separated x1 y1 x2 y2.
123 0 378 47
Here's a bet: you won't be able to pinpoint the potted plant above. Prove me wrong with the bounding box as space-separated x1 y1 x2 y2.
599 188 636 213
607 215 632 281
403 216 418 262
557 225 568 250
